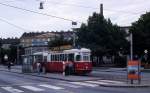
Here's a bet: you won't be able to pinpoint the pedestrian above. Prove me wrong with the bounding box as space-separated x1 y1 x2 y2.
37 62 41 75
68 62 73 75
8 61 11 71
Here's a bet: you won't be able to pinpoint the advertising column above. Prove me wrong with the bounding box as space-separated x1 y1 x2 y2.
128 60 141 84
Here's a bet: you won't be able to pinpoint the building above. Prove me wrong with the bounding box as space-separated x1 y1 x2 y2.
20 31 75 56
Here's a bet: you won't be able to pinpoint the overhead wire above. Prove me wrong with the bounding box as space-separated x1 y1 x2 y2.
0 0 146 30
2 0 143 16
0 2 81 23
0 17 32 32
44 1 144 15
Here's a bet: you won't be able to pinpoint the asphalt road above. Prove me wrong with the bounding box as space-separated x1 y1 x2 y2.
0 70 150 93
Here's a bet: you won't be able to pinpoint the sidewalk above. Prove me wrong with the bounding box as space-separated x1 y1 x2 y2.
0 65 100 82
1 65 150 88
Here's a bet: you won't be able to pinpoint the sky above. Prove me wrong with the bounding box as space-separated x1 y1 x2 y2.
0 0 150 38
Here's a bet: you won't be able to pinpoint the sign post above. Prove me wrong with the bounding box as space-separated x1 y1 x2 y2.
127 60 141 84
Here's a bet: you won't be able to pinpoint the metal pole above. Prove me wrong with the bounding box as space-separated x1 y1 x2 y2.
73 32 76 47
130 32 134 84
72 21 77 48
17 45 19 65
130 33 133 60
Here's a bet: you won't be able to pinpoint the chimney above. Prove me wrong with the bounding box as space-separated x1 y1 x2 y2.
100 4 103 16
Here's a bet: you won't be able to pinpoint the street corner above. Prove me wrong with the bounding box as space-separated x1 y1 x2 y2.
99 81 150 88
82 79 150 88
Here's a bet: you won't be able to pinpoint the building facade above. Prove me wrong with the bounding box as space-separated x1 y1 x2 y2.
20 31 74 56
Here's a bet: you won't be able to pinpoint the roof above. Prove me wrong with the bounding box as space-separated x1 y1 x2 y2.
20 32 47 39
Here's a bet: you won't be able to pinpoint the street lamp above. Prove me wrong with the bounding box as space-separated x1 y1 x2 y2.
4 54 8 62
130 32 133 60
144 49 148 64
72 21 77 48
144 49 148 54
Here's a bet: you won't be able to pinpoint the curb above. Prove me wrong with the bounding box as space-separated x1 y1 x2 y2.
0 69 99 82
99 84 150 88
1 69 150 88
0 69 74 82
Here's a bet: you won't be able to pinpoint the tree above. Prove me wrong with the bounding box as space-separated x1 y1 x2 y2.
0 38 2 63
130 12 150 60
76 12 128 56
48 34 73 50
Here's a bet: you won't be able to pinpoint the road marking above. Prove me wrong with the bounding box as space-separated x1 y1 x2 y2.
21 86 44 91
39 84 64 90
1 87 24 93
58 83 82 88
70 82 98 87
85 81 110 85
98 80 124 84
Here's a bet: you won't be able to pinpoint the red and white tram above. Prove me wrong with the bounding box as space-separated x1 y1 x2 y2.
32 48 92 74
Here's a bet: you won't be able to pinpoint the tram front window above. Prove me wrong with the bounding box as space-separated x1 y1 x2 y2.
83 56 90 61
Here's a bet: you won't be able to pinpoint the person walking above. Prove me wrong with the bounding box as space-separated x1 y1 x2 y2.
8 61 11 71
37 62 41 75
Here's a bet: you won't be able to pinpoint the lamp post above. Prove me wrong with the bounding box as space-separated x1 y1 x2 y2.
144 49 148 64
72 21 77 48
4 54 8 63
130 32 133 60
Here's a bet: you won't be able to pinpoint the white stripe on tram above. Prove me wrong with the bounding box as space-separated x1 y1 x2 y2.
21 86 44 91
1 87 24 93
70 82 98 87
39 84 64 90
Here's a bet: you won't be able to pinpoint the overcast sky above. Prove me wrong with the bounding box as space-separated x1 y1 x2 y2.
0 0 150 38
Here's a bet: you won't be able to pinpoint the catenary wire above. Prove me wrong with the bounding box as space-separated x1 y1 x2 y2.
0 2 81 23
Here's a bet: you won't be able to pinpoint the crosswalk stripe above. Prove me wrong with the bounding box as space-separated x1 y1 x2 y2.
39 84 64 90
70 82 98 87
85 81 110 85
98 80 124 84
58 83 82 88
1 87 24 93
21 86 44 91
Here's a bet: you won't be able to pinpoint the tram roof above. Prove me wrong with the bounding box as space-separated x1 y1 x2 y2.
64 48 91 53
33 51 49 55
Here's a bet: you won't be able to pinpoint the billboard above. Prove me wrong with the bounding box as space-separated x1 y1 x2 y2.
127 60 141 80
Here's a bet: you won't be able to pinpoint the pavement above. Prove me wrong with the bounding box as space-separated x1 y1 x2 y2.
0 65 100 82
0 65 150 88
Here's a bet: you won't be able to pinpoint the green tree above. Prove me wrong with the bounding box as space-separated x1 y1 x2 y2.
77 12 128 56
48 34 72 50
0 38 2 63
130 12 150 58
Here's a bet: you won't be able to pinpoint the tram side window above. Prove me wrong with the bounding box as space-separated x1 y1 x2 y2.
60 54 63 61
54 55 57 61
64 54 67 61
51 55 54 61
76 55 81 61
68 54 74 61
56 55 59 61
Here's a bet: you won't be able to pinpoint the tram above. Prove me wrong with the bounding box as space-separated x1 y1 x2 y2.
32 48 92 74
